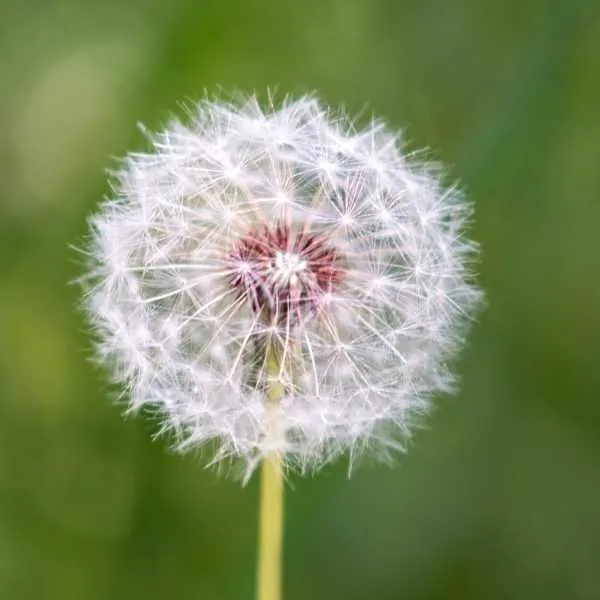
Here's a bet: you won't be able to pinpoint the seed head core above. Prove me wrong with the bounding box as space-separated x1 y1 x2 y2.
228 222 343 325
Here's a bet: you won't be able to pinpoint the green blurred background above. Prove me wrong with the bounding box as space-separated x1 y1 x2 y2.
1 0 599 598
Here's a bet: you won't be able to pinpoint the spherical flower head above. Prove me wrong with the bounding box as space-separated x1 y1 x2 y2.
82 94 482 480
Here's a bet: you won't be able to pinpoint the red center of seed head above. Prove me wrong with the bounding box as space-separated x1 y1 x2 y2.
228 222 343 324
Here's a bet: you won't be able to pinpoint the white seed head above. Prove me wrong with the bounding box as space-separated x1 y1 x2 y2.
81 94 482 480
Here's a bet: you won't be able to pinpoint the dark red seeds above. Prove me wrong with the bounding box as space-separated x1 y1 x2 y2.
227 222 343 324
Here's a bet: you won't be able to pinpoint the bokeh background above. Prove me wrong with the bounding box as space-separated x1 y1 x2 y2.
1 0 599 598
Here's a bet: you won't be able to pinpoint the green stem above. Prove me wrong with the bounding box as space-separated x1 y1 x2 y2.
256 344 285 600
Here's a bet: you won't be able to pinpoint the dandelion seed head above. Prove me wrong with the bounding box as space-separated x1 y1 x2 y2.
82 93 482 479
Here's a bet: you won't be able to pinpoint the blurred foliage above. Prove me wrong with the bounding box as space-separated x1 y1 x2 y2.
1 0 600 598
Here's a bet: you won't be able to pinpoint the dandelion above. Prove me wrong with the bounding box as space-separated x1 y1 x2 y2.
81 93 481 600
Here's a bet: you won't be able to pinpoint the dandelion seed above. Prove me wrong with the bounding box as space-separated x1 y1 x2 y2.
81 94 482 480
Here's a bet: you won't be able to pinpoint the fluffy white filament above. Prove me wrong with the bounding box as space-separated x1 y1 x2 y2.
82 94 482 479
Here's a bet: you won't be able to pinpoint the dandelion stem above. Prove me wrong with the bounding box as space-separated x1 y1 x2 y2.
257 448 283 600
257 344 285 600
